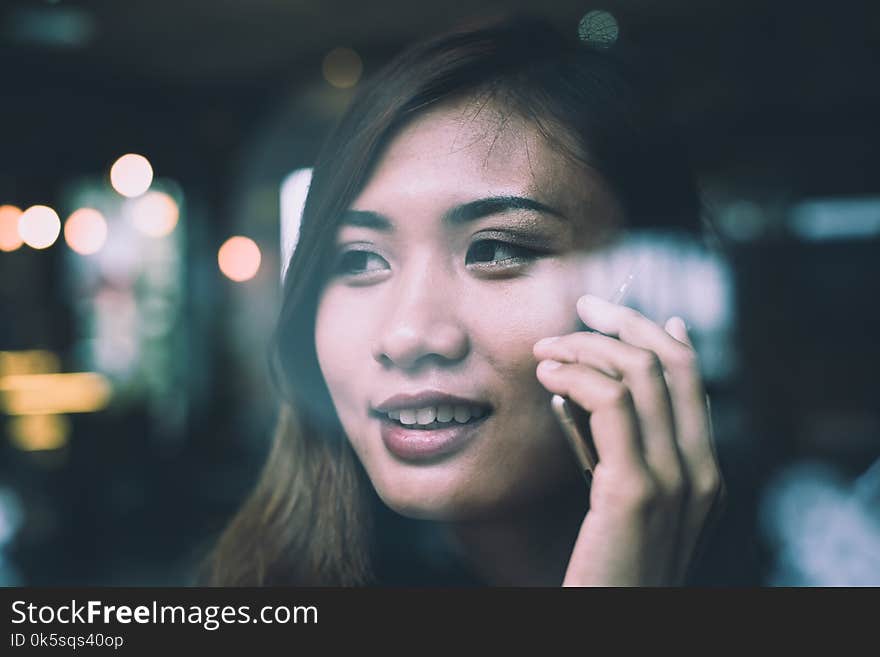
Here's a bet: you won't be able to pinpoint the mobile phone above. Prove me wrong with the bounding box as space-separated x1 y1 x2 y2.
551 393 597 484
550 268 638 485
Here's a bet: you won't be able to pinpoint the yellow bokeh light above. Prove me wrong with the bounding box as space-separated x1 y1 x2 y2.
64 207 108 255
110 153 154 198
19 205 61 249
0 372 112 415
129 191 179 237
322 47 363 89
0 350 61 377
9 414 69 451
218 236 261 282
0 205 24 251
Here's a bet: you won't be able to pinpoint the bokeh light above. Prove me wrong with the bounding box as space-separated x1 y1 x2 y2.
18 205 61 249
0 350 61 377
0 205 24 251
0 372 112 415
64 207 107 255
129 191 179 237
218 236 261 282
322 47 363 89
8 415 69 452
110 153 153 198
577 10 619 48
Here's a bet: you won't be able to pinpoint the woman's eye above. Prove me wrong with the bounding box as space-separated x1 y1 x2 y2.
332 249 388 276
465 240 540 267
330 240 542 279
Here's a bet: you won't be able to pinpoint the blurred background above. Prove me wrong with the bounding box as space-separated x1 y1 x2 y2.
1 0 878 586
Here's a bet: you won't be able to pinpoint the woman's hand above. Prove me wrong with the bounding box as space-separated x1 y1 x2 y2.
533 295 726 586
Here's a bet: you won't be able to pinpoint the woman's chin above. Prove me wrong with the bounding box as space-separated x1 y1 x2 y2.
372 480 485 521
376 490 459 520
377 483 530 524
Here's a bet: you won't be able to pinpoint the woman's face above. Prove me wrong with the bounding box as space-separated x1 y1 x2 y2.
315 97 621 521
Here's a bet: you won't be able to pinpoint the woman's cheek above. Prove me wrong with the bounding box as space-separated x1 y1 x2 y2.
314 295 362 400
481 287 575 348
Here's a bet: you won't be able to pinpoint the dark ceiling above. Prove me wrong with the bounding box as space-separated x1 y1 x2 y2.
2 0 879 207
4 0 702 80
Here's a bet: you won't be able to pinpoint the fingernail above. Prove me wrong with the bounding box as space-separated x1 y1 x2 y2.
578 294 603 307
535 336 561 348
539 359 563 372
667 316 692 344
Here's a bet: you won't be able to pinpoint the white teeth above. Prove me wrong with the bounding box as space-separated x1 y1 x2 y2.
453 405 472 423
436 404 454 422
416 407 437 425
387 403 488 425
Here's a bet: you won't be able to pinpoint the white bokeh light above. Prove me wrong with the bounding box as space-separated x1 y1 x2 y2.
110 153 153 198
18 205 61 249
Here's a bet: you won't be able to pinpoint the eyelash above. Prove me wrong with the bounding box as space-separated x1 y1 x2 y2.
330 239 544 277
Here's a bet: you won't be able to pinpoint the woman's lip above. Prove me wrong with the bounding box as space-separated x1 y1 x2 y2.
378 413 491 461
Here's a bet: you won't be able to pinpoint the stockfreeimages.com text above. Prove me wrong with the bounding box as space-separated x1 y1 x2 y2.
11 600 317 631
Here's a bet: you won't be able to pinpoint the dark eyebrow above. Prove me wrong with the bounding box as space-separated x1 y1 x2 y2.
339 195 568 231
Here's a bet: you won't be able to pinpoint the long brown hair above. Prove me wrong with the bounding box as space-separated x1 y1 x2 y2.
200 13 702 586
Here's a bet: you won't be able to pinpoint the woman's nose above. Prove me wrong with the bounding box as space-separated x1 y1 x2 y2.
371 265 469 370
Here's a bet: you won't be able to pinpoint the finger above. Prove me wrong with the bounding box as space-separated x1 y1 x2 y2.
663 317 721 467
662 317 723 486
533 335 620 379
663 317 726 582
534 332 684 494
577 296 716 481
577 295 686 358
535 359 650 490
577 296 722 579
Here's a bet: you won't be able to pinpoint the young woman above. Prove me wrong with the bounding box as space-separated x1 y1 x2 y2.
203 15 726 586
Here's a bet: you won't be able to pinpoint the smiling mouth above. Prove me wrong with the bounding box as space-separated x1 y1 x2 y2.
370 406 493 430
376 411 492 461
382 414 491 430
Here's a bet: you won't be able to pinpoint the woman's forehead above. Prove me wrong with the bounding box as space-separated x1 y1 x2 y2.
351 98 600 218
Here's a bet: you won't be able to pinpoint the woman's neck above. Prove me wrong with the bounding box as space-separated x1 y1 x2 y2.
437 477 590 587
